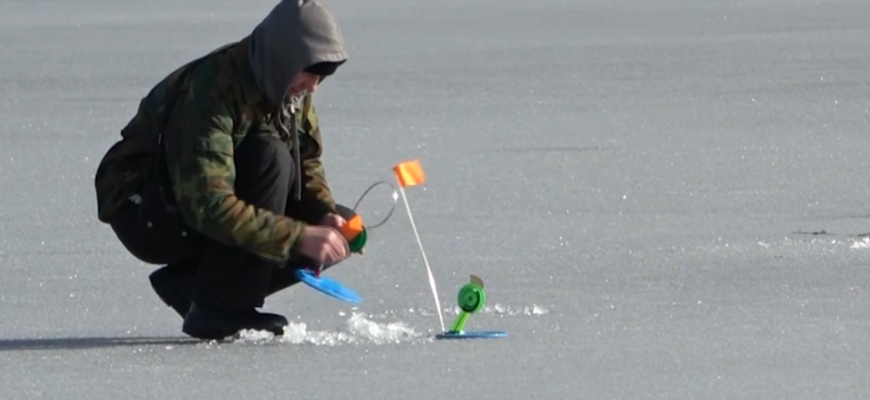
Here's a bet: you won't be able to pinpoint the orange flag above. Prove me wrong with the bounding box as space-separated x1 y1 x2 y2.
393 159 425 187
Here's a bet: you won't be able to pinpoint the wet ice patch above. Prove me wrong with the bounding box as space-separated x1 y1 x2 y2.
766 236 870 253
700 236 860 257
675 234 870 263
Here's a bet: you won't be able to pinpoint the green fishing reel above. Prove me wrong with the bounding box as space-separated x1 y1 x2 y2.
449 275 487 333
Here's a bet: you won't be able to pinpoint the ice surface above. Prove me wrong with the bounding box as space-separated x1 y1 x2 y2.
2 0 870 399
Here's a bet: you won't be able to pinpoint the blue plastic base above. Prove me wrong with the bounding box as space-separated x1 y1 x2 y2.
434 330 508 340
295 269 362 304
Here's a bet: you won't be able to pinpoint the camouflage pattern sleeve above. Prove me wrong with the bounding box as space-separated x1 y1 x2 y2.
289 96 337 224
164 98 307 262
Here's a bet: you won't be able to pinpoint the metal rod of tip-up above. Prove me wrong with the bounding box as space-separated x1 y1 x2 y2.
392 159 445 332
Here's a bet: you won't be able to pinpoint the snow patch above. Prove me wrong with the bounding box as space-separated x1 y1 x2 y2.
446 303 550 316
850 237 870 249
232 313 421 346
356 303 551 319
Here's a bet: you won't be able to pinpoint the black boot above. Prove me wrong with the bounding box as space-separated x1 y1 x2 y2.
181 302 288 339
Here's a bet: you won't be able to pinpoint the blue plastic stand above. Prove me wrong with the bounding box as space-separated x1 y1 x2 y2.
434 330 508 340
295 269 362 304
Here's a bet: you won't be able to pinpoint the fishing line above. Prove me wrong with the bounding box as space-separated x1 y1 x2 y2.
351 180 399 230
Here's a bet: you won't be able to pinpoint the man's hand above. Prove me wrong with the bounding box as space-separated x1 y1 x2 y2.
299 226 349 266
318 212 365 255
319 213 346 230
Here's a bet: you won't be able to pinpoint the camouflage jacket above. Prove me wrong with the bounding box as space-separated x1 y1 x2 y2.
94 37 336 262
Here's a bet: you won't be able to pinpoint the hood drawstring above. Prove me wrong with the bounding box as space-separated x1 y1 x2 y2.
290 102 301 201
277 97 303 201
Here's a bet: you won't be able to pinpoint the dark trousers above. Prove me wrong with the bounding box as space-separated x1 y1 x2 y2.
109 134 353 310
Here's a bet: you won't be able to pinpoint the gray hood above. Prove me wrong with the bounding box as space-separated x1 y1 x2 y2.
248 0 348 110
246 0 348 202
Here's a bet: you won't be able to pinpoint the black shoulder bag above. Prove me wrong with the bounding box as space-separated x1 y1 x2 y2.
136 47 230 249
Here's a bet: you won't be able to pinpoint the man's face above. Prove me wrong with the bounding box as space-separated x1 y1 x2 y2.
287 71 321 98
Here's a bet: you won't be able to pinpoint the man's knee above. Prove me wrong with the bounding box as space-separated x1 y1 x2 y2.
235 134 293 175
234 134 294 211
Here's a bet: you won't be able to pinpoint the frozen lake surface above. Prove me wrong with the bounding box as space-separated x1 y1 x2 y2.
1 0 869 398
